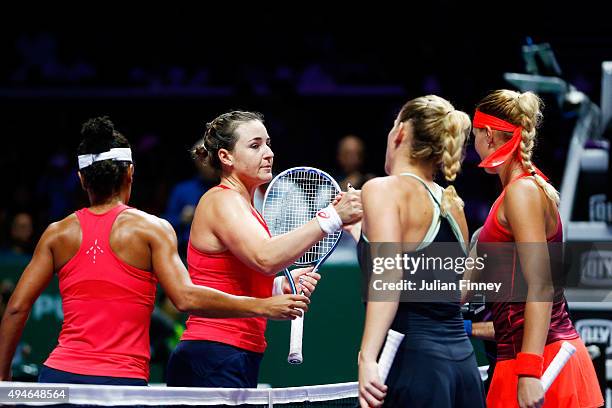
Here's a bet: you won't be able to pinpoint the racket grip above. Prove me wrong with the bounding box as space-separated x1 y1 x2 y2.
541 341 576 392
288 315 304 364
377 329 405 383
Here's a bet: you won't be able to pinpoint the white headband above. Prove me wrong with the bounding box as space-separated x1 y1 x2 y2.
77 148 133 170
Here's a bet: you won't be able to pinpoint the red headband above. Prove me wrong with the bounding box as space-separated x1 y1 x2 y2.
473 110 548 180
473 110 522 168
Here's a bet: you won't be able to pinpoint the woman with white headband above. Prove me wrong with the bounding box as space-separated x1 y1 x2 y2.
0 116 311 385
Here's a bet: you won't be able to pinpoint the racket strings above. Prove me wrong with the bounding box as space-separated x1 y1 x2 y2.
264 170 341 264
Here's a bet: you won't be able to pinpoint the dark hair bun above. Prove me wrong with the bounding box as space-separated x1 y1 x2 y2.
191 140 209 162
81 116 115 142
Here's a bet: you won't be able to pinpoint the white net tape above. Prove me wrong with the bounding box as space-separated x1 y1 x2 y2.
1 381 357 406
2 368 489 406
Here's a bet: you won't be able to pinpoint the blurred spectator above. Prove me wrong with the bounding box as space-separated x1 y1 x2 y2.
1 212 35 257
335 134 375 190
164 161 218 254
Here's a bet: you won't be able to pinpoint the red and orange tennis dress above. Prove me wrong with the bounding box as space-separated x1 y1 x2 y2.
473 109 603 407
479 174 603 408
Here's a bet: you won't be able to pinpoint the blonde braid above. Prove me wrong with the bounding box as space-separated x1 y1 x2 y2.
515 94 560 205
440 110 470 215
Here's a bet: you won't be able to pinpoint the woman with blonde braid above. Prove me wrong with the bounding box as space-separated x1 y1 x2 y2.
473 90 602 408
358 95 485 407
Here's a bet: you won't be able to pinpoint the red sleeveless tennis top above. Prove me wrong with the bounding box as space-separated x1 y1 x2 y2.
479 174 578 360
181 185 274 353
45 204 157 379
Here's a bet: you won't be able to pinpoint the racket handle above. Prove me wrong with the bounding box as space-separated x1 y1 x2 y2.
377 329 405 383
286 244 335 366
288 315 304 364
541 341 576 392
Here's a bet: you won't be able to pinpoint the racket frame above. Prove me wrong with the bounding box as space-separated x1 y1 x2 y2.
262 166 345 364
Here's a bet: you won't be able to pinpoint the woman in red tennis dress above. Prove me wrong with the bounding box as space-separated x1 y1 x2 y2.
472 90 603 408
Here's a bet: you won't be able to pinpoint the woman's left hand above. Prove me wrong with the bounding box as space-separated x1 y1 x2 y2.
358 358 387 408
283 266 321 297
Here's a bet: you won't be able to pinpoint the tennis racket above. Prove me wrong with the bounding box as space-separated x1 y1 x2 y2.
262 166 344 364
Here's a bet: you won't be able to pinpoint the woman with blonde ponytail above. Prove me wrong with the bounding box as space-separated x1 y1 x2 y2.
357 96 485 407
473 90 602 408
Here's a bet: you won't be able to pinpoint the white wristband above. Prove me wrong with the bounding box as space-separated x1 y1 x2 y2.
316 204 342 234
272 276 285 296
